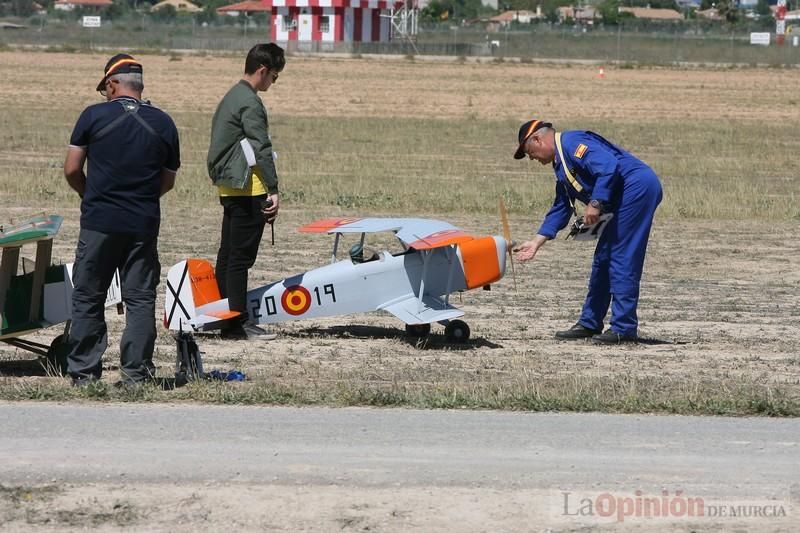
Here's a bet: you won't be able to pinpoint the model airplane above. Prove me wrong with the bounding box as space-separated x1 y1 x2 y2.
0 214 121 367
165 214 516 342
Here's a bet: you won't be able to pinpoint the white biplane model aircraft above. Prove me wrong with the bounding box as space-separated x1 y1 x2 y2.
0 214 121 369
165 213 516 342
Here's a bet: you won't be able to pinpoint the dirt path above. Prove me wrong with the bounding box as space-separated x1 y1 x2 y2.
1 402 798 531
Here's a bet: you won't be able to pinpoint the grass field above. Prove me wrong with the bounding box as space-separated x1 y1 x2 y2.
0 50 798 415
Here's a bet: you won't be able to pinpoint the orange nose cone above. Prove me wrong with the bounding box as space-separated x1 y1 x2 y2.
459 236 503 289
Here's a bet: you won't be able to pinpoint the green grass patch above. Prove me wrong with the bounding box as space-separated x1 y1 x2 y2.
3 375 796 416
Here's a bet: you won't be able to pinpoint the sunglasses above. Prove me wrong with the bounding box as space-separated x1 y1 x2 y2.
99 78 117 97
262 65 279 83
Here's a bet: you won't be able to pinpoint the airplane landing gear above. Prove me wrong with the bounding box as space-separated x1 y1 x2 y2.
405 323 431 338
444 320 470 343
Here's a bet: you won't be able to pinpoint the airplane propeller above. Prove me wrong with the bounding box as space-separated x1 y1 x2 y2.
499 198 517 291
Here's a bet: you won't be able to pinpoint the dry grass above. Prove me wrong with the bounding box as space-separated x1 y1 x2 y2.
0 483 140 528
1 51 798 218
1 51 799 414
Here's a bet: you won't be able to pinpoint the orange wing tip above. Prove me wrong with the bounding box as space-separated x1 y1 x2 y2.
205 310 241 320
409 230 474 250
299 218 363 233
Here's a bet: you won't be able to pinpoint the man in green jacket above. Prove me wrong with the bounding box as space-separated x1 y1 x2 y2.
207 43 284 340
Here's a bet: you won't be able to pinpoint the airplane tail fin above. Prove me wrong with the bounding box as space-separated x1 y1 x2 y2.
164 259 240 331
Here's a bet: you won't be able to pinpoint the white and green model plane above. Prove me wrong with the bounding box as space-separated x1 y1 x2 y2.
0 214 121 369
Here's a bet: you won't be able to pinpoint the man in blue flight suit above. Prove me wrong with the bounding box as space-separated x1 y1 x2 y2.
512 119 662 344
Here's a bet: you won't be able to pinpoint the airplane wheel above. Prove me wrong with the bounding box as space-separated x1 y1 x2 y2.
406 323 431 338
444 320 470 343
44 334 70 376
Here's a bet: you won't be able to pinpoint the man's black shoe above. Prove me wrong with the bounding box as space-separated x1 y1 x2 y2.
114 379 148 389
592 330 639 345
555 323 602 340
71 376 99 388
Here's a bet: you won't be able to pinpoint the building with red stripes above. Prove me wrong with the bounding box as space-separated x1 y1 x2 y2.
263 0 404 43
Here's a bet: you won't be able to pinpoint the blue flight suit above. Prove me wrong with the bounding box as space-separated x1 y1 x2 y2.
538 131 662 337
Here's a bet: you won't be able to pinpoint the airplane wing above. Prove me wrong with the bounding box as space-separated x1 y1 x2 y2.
299 217 475 250
379 294 464 325
0 215 63 247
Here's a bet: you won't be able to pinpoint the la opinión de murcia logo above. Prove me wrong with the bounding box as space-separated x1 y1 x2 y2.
561 490 788 523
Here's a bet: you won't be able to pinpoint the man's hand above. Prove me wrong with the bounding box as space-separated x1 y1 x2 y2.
513 235 548 262
583 204 601 226
262 193 279 223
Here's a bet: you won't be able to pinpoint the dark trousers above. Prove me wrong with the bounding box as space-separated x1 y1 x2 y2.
215 195 266 322
67 228 159 382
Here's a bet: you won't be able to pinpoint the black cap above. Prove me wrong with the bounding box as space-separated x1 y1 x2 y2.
96 53 142 92
514 119 552 159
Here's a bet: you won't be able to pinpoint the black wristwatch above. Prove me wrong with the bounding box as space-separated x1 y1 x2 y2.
589 199 605 212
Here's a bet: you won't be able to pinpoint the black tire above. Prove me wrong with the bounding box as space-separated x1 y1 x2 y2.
44 334 70 376
444 320 470 343
405 323 431 338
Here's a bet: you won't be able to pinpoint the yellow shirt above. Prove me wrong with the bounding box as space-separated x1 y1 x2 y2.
218 166 267 197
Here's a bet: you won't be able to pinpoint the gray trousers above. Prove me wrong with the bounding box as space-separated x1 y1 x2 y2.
67 228 160 383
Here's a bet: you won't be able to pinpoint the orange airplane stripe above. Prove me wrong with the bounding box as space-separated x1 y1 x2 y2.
205 310 241 320
409 232 474 250
299 218 362 233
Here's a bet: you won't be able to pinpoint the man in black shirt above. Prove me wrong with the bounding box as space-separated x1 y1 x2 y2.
64 53 181 386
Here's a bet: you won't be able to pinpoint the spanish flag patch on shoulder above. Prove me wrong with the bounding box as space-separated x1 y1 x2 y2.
574 144 588 159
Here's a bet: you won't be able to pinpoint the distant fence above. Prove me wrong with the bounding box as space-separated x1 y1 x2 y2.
1 16 798 66
443 24 800 65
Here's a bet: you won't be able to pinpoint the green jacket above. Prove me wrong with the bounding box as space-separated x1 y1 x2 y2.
207 80 279 192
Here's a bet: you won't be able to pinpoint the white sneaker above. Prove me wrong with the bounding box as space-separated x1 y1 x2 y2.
222 322 277 341
242 322 277 340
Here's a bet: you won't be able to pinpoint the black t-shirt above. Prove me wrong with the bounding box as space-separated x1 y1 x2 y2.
69 96 180 236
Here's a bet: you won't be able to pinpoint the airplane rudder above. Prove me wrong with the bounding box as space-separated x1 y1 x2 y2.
165 259 199 330
186 258 222 307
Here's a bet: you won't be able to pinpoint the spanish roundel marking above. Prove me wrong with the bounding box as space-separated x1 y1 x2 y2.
281 285 311 316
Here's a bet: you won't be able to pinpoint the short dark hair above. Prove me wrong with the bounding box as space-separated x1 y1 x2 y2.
244 43 285 75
